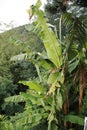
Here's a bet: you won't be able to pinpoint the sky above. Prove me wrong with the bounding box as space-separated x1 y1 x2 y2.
0 0 46 31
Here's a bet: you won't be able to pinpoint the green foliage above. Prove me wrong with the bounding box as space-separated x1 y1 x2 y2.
10 60 37 83
64 115 84 125
68 59 79 73
56 88 63 111
8 1 64 129
0 77 18 114
46 0 87 113
82 90 87 115
0 23 44 117
32 1 62 68
0 1 64 129
0 0 87 130
4 86 48 129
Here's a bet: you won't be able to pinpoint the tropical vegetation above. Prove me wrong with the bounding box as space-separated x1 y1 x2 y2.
0 0 87 130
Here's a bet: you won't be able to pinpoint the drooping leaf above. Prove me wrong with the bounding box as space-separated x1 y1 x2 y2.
48 70 64 85
20 92 44 105
38 59 54 70
68 60 79 73
64 115 84 125
5 95 25 103
19 81 45 93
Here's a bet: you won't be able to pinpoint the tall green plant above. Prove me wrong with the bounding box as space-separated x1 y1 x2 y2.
3 0 64 129
2 0 87 130
26 1 65 129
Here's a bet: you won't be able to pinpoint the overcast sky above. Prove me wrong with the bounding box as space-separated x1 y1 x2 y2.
0 0 46 31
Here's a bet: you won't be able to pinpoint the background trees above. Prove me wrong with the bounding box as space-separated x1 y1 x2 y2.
0 24 44 116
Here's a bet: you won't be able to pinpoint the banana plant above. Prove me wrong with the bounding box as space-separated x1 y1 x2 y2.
22 1 64 129
4 0 87 129
4 1 64 129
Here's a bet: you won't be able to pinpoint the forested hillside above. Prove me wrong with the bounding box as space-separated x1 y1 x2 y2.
0 24 44 115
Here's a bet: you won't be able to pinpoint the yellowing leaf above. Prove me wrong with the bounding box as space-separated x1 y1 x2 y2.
27 6 33 19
